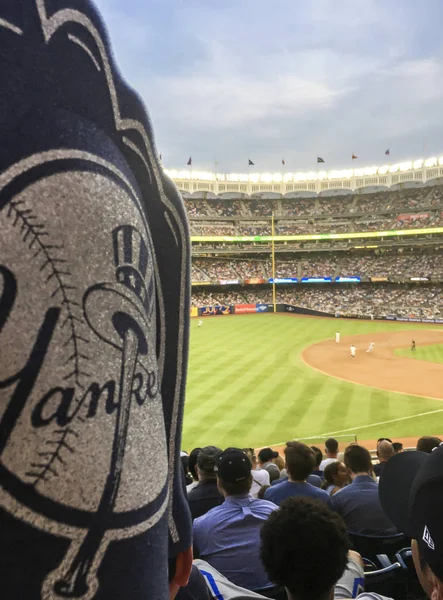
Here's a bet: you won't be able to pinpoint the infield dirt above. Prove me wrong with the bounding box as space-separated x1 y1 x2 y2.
302 329 443 401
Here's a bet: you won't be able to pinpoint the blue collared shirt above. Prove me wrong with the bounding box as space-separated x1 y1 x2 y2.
264 480 331 507
331 475 397 535
193 494 278 591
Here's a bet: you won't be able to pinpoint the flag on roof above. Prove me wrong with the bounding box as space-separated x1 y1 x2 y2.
317 157 325 163
352 154 358 160
248 159 254 166
187 156 192 166
282 158 285 166
385 149 390 155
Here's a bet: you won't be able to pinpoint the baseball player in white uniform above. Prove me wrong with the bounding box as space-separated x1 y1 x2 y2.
335 332 340 343
198 320 203 327
350 344 356 358
366 341 375 353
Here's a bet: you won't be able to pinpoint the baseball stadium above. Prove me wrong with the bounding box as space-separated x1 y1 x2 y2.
167 159 443 451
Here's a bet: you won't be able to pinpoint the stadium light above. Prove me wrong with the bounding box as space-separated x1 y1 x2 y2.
318 171 327 180
389 164 400 173
273 173 283 183
260 173 273 183
283 172 294 183
377 165 389 175
249 173 260 183
439 156 443 166
399 161 413 172
413 159 424 169
425 157 438 168
294 172 308 182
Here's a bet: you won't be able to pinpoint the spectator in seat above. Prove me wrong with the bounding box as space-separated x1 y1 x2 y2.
264 442 331 506
392 442 403 453
417 436 442 453
311 445 324 478
193 448 278 592
274 454 286 473
260 497 371 600
323 461 349 496
331 445 397 535
188 446 224 520
319 438 339 470
258 447 281 482
374 440 395 478
187 447 202 493
181 451 193 487
242 448 270 498
379 445 443 600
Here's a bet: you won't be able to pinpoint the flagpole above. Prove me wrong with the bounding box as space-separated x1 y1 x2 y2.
271 212 276 313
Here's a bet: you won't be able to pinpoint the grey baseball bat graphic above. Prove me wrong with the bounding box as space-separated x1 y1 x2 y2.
53 309 146 599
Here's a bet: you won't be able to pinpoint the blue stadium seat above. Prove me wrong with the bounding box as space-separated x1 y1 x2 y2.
348 532 409 562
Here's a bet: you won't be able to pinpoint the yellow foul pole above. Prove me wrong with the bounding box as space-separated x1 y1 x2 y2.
271 212 276 313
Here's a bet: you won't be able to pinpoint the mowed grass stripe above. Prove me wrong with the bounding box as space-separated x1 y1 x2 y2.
183 315 443 449
395 343 443 365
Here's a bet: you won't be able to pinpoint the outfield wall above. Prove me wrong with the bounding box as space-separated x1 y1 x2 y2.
192 303 443 324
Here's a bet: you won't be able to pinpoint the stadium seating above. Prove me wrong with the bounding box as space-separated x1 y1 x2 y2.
348 532 409 564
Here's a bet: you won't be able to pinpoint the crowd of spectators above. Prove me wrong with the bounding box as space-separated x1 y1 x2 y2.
191 284 443 318
300 257 338 277
192 251 443 281
184 186 443 233
178 437 443 599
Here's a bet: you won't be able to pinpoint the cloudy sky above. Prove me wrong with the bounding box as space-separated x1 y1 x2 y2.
95 0 443 172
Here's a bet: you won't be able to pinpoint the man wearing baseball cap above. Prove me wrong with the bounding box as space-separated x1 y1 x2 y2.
379 444 443 599
193 448 278 592
188 446 224 520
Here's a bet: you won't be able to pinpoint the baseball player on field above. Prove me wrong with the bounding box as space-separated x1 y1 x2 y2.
335 331 340 343
350 344 356 359
366 341 375 353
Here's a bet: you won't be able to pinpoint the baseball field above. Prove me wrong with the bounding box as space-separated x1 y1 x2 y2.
182 314 443 451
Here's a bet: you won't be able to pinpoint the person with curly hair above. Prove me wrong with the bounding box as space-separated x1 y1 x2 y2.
260 497 392 600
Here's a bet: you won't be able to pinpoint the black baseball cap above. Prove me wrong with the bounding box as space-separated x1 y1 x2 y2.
258 447 279 463
379 446 443 581
197 446 221 473
215 448 252 483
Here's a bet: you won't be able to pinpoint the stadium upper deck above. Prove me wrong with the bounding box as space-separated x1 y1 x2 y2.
166 154 443 196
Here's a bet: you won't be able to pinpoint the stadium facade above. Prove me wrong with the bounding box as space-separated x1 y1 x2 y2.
167 155 443 324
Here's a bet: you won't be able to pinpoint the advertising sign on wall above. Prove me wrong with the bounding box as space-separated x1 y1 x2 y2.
201 305 233 316
235 304 257 314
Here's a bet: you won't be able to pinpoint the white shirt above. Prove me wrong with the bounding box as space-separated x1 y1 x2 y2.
187 480 199 494
319 457 338 471
250 468 270 497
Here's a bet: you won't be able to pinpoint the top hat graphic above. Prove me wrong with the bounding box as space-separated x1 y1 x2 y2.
83 226 155 355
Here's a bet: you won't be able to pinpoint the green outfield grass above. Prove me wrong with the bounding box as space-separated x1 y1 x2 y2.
395 343 443 364
182 314 443 450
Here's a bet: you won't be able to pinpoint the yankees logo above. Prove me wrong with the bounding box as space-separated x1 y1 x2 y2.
0 158 169 600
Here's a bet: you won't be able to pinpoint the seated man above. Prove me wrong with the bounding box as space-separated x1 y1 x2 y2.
331 445 397 535
257 447 281 482
311 445 324 478
260 497 381 600
188 446 224 520
264 442 331 506
416 435 442 453
242 448 270 498
373 440 395 478
319 438 339 470
193 448 278 592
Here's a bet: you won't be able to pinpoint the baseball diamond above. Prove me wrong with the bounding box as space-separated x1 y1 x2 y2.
183 314 443 450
